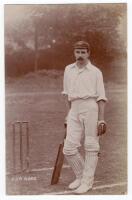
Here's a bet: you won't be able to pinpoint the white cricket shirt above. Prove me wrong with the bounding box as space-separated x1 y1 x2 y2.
62 61 107 102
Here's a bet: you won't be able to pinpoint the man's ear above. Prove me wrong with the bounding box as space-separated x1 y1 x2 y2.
87 51 90 58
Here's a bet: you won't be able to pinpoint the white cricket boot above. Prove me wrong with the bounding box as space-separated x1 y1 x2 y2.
73 183 92 194
68 178 81 190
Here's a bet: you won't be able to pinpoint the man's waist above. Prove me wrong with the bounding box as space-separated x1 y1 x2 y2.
68 94 98 102
71 97 96 104
70 97 98 113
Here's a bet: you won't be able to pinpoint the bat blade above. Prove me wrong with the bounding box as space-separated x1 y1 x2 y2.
51 143 64 185
51 124 67 185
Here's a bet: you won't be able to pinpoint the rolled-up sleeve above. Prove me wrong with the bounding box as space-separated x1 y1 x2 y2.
62 68 68 96
96 71 107 102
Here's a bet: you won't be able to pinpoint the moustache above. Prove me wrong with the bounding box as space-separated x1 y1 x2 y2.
77 57 84 61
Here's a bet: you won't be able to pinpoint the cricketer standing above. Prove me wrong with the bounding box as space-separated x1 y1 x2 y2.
62 41 107 194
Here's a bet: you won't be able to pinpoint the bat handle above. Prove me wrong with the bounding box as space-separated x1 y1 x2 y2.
64 122 67 128
64 123 67 139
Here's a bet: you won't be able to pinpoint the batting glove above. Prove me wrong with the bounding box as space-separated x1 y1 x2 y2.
97 120 107 136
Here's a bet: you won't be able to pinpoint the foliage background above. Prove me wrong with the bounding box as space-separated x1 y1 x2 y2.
4 4 127 82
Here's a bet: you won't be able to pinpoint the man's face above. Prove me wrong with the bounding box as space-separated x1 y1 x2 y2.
74 48 89 62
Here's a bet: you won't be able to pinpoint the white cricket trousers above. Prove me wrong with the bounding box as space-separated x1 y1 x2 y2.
63 98 100 186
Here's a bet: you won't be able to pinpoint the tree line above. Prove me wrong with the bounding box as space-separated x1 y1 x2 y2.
5 4 126 81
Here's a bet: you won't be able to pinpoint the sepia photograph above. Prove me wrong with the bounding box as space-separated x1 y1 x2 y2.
4 3 127 195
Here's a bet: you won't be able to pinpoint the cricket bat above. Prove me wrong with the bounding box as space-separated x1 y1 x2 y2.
51 123 67 185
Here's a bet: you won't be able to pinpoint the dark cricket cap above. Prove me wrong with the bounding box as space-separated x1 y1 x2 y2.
73 41 90 51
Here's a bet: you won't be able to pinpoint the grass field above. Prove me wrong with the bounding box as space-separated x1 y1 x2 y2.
5 69 127 195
